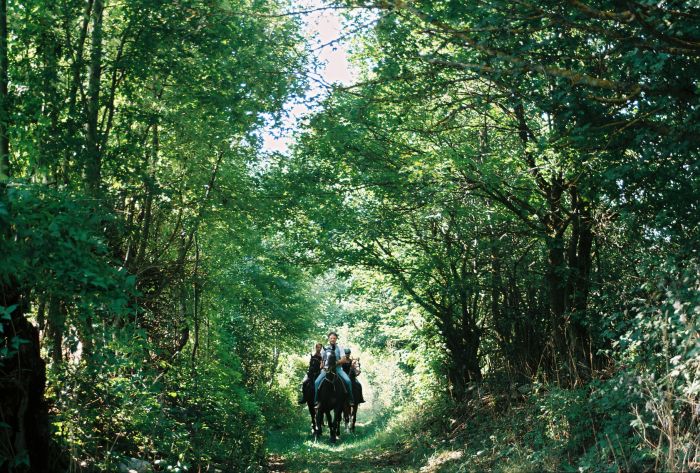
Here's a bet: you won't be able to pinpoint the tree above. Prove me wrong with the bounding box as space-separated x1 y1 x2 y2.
281 0 699 385
0 0 309 468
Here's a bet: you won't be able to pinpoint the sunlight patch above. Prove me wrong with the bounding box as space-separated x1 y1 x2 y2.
420 450 464 473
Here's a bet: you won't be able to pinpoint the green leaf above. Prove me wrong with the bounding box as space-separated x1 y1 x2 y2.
10 337 30 350
1 304 18 320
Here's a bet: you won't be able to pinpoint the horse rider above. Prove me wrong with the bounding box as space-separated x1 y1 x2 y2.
341 348 354 376
341 348 365 404
314 331 354 407
299 342 323 404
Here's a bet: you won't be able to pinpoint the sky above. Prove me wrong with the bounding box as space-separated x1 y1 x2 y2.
260 1 359 154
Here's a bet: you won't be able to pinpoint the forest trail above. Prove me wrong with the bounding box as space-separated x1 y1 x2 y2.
266 419 415 473
267 453 288 472
265 411 465 473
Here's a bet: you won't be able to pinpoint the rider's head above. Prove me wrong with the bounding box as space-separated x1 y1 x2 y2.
327 331 338 345
344 348 351 356
314 342 323 353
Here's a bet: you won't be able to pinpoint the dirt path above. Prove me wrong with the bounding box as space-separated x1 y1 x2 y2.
267 453 287 472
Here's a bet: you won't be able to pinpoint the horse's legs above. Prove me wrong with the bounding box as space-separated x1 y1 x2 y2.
315 407 323 438
326 410 335 442
308 403 316 435
351 404 358 432
330 409 336 441
335 407 344 439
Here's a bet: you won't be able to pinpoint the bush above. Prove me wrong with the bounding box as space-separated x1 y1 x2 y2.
48 330 267 472
617 260 700 472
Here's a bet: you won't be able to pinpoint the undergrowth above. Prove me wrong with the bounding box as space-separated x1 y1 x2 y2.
268 377 660 473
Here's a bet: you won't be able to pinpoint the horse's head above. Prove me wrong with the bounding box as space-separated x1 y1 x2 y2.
351 358 361 376
325 348 337 370
310 357 321 370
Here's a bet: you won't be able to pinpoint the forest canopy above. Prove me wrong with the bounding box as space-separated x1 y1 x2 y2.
1 0 699 472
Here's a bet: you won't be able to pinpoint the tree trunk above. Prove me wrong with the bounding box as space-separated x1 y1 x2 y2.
47 296 65 364
546 231 567 338
441 305 482 398
1 282 49 472
36 296 46 333
543 172 578 382
191 235 200 366
85 0 104 195
135 123 158 267
63 0 94 184
572 207 593 314
0 0 9 179
269 346 280 389
35 4 62 184
567 192 595 374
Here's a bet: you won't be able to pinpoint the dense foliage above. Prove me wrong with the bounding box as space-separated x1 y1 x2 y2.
0 0 312 471
1 0 698 472
268 0 700 471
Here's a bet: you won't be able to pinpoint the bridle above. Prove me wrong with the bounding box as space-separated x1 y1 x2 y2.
324 349 338 383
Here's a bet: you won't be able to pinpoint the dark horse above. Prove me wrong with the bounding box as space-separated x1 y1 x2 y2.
302 356 322 435
343 359 363 432
315 350 346 443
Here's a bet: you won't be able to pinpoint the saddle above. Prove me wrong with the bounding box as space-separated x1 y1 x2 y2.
320 369 350 396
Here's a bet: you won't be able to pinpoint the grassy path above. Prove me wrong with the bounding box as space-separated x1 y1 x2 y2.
266 418 415 473
264 399 549 473
265 407 468 473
